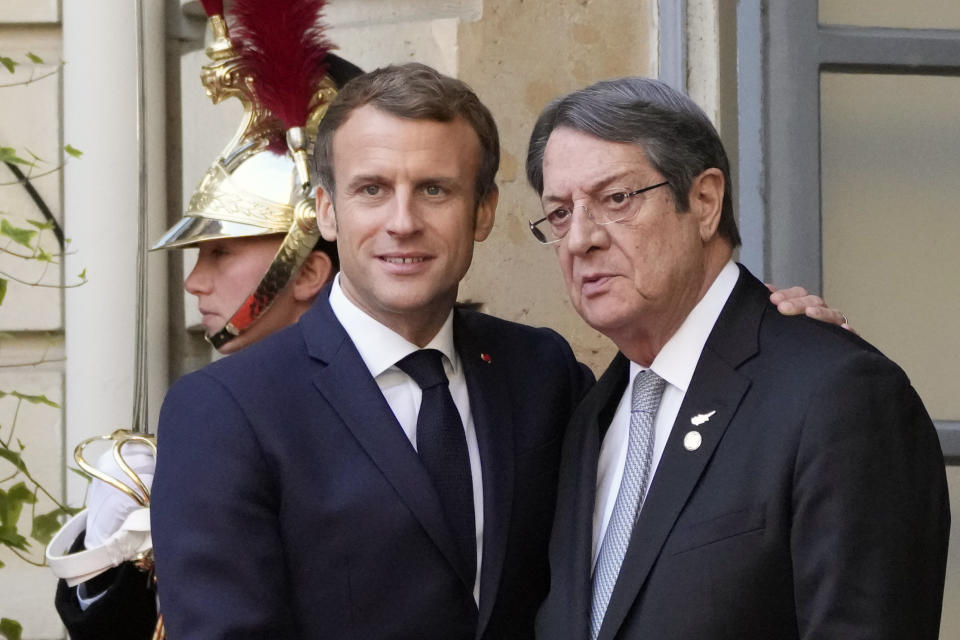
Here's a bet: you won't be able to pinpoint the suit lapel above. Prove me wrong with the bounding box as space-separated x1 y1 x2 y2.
454 312 515 634
597 351 750 639
597 266 766 640
302 291 469 588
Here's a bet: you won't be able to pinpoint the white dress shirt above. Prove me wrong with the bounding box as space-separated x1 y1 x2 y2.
329 275 484 602
591 261 739 567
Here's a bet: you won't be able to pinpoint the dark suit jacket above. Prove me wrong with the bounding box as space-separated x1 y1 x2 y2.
152 288 592 639
54 534 157 640
537 265 950 640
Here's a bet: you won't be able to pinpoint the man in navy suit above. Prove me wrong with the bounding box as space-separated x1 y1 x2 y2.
151 63 592 639
150 62 848 639
528 77 950 639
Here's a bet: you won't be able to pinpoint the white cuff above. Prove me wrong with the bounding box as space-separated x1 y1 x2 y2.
76 580 109 611
46 507 152 587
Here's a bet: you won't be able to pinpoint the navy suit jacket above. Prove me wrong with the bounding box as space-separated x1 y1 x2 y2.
152 288 592 639
537 265 950 640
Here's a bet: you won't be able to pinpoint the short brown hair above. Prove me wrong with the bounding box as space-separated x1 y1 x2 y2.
312 63 499 205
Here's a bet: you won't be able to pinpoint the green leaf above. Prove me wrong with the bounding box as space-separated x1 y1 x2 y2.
23 147 44 164
0 558 4 569
0 56 17 74
0 617 23 640
15 438 23 451
0 219 37 249
68 465 93 482
0 448 27 473
26 219 54 231
6 483 35 504
0 278 6 306
35 247 53 263
26 52 43 64
0 483 36 551
64 144 83 158
30 513 61 545
78 267 87 280
11 391 59 407
0 528 29 551
32 506 73 545
0 147 33 167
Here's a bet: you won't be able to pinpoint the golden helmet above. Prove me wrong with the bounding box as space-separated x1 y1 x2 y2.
153 2 361 348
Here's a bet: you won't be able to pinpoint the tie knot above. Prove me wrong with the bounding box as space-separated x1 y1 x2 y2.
631 369 666 414
396 349 449 389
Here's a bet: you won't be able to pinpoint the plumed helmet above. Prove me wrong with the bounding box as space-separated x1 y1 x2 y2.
152 0 362 349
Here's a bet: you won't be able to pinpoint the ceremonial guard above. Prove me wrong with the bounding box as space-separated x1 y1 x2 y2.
46 1 360 637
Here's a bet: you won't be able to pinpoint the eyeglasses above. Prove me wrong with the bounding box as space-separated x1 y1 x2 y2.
528 181 669 245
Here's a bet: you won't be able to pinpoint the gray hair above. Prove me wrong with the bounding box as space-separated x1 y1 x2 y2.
525 77 740 246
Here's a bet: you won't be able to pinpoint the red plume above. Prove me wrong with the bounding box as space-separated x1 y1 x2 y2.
198 0 224 17
230 0 331 132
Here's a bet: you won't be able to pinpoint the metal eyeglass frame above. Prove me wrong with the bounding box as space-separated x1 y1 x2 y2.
528 181 670 245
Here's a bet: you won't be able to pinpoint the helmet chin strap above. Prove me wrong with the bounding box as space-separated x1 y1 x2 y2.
206 291 259 350
207 197 320 350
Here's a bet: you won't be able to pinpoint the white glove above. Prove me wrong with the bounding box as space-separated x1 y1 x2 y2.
83 443 155 549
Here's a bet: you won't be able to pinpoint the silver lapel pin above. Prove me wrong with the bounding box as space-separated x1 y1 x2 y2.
690 410 716 426
683 431 703 451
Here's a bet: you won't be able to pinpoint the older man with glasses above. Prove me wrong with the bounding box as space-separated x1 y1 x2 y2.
528 77 949 640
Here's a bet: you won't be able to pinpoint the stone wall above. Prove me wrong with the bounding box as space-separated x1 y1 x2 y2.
0 2 67 637
456 0 656 374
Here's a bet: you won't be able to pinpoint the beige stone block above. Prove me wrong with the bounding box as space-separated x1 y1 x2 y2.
0 44 64 331
326 0 481 27
0 334 63 371
0 370 65 639
0 0 59 24
179 0 481 27
457 0 656 374
0 555 62 640
0 370 65 524
330 18 460 75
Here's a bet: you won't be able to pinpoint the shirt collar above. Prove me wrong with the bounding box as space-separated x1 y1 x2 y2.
328 273 459 378
629 260 740 392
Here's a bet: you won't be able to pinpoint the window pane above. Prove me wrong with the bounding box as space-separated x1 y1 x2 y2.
819 0 960 29
820 73 960 422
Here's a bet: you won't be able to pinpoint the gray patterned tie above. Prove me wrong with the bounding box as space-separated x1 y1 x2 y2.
590 369 667 639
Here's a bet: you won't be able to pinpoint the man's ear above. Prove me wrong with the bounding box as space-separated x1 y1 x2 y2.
690 168 724 242
473 185 498 242
317 187 337 242
292 250 333 302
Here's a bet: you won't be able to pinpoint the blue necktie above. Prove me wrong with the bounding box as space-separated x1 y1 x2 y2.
396 349 476 584
590 369 666 639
